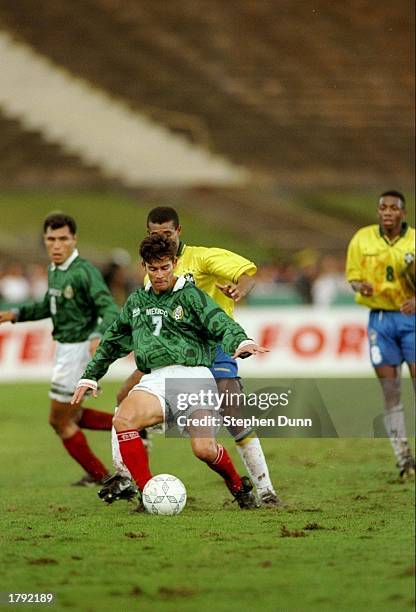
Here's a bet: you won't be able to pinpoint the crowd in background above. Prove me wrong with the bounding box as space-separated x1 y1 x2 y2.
0 248 353 309
250 250 353 306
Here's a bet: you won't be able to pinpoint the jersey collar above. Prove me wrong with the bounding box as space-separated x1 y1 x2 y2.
50 249 79 271
144 275 186 293
177 241 185 257
172 275 186 292
379 222 408 244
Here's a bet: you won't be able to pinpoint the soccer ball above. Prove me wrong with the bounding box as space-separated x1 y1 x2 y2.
142 474 187 515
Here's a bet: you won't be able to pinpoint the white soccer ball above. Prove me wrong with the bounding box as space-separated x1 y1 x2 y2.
142 474 187 515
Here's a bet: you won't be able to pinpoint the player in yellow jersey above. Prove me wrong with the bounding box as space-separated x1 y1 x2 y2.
101 207 280 507
346 190 415 479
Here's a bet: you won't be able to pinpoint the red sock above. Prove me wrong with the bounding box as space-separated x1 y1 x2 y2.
204 444 242 494
78 408 113 430
117 430 152 491
62 430 108 481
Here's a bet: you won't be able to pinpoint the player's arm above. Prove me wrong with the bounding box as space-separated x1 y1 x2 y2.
83 264 120 350
400 296 416 315
190 287 268 358
346 234 374 297
401 251 415 314
0 292 51 324
216 272 255 302
85 264 120 334
71 302 132 404
349 279 374 297
232 339 269 359
201 247 257 302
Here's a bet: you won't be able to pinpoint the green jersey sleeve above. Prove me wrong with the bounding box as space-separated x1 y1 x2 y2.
16 291 50 322
82 298 133 381
81 263 120 338
189 286 248 354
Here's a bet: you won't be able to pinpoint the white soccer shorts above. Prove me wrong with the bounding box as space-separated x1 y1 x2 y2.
129 364 219 434
111 364 219 477
49 341 92 403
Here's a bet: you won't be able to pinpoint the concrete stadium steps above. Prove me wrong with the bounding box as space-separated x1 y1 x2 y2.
0 0 412 189
0 113 107 187
0 30 246 187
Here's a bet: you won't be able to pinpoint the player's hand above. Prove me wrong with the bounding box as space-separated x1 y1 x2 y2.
233 342 270 359
71 379 98 405
400 297 416 315
359 281 374 297
89 337 101 356
0 310 15 324
215 283 243 302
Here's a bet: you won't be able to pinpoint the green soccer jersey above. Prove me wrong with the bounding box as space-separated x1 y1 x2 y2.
82 276 249 381
15 250 119 343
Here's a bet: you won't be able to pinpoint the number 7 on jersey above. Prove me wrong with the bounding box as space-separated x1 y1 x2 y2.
151 315 162 336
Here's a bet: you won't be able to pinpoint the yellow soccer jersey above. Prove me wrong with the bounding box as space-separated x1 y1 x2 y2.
174 244 256 317
346 223 415 310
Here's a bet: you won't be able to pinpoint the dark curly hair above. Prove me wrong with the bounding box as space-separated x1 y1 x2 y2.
139 234 177 264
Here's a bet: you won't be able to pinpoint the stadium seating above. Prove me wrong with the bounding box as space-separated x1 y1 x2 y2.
0 0 412 189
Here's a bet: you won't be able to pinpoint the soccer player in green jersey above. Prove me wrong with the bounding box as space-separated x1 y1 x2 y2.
0 213 119 485
103 206 280 507
72 235 268 509
346 191 415 479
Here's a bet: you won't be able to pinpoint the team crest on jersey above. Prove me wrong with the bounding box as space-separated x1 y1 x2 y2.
63 285 74 299
173 305 184 321
132 307 141 318
404 252 414 264
184 273 195 284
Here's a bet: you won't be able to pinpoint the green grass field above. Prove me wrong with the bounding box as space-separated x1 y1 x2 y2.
1 382 414 612
0 191 268 263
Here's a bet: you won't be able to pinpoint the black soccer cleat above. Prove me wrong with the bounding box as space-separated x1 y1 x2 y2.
399 456 415 481
98 473 138 504
259 489 284 508
232 476 259 509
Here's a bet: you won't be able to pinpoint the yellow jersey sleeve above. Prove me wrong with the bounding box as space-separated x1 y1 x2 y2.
200 247 257 283
175 245 257 318
346 232 363 282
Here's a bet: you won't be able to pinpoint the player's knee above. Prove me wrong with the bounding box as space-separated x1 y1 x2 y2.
113 413 132 432
113 409 143 432
49 409 66 434
192 439 217 463
48 412 60 433
49 414 72 437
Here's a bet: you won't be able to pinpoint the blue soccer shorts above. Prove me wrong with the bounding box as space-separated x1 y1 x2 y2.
210 345 239 379
368 310 416 367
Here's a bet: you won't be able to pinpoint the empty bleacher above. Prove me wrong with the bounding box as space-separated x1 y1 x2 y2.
0 0 412 189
